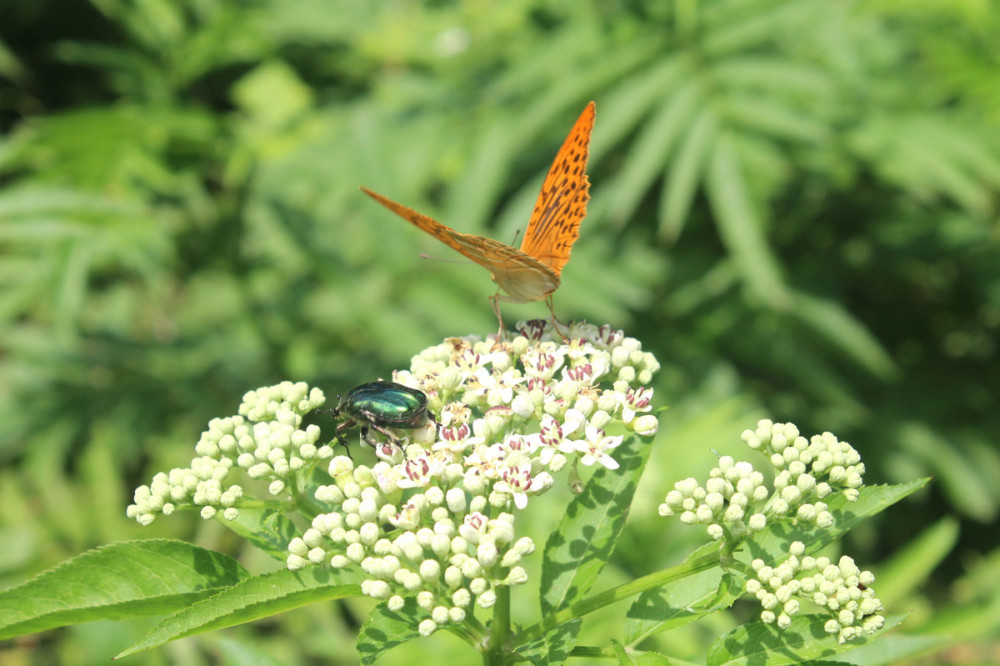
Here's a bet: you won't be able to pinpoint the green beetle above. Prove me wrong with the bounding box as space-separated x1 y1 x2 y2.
329 380 431 450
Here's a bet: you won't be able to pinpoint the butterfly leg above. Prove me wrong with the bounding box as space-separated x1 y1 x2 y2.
490 291 507 341
546 296 570 341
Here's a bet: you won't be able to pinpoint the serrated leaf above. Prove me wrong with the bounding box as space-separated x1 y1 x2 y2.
540 434 652 616
118 565 364 657
624 562 732 645
223 506 301 562
612 639 675 666
736 480 930 574
706 613 905 666
357 597 423 665
0 539 249 641
513 618 582 666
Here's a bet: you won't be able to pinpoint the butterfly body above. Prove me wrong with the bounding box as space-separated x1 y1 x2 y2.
362 102 595 331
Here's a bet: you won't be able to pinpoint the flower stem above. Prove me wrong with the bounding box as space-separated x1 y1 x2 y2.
514 549 721 646
483 584 512 664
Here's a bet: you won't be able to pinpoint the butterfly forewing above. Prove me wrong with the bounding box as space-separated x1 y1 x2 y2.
360 101 595 309
360 186 557 301
518 101 595 277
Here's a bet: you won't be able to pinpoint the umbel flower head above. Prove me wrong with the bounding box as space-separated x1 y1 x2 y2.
127 320 660 635
746 541 885 644
658 420 866 540
658 419 884 645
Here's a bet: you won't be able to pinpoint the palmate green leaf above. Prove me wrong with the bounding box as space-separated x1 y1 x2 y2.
706 133 789 308
117 565 364 658
357 597 422 665
703 0 815 57
590 57 685 163
608 82 701 228
711 57 835 101
540 434 653 616
0 539 249 641
706 613 905 666
660 107 718 242
512 618 582 666
789 290 898 381
721 92 830 144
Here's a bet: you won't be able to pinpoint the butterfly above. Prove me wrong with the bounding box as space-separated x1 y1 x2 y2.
361 101 595 336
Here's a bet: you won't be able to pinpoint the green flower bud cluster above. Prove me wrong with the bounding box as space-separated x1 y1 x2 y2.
741 420 865 503
658 419 865 540
657 456 769 540
745 541 885 644
127 382 330 525
290 321 659 634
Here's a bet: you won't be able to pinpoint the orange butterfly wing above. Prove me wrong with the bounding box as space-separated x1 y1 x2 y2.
519 101 595 278
360 187 557 302
360 102 595 303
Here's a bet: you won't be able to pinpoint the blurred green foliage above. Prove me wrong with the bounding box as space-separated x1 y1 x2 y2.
2 0 1000 663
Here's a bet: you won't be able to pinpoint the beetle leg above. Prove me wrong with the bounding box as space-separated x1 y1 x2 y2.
360 426 382 448
367 421 404 446
335 419 355 459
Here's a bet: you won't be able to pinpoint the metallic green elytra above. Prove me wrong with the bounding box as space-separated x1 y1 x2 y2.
330 380 430 449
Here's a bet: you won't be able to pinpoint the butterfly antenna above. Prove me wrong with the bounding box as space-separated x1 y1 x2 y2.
419 253 474 265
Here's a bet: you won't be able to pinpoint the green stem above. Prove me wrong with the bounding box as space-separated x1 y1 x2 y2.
514 549 721 646
483 585 512 665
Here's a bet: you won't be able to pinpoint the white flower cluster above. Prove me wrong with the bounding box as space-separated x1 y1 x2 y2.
746 541 885 644
289 320 660 635
127 381 330 525
658 419 866 540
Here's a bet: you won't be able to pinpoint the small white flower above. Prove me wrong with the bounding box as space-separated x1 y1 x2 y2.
569 425 622 470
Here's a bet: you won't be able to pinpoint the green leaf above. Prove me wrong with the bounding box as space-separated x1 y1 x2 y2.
706 614 905 665
117 565 364 657
737 480 930 574
624 556 734 645
612 639 675 665
706 132 789 308
357 598 423 665
608 82 701 227
223 506 301 562
896 423 996 522
660 107 718 241
721 93 830 144
540 434 653 616
512 618 582 666
875 517 959 606
789 290 898 381
0 539 249 641
591 57 685 163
